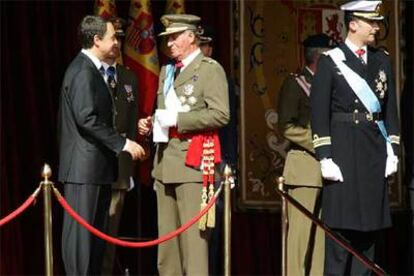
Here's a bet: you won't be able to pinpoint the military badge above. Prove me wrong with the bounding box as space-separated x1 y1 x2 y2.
192 74 199 82
182 104 191 112
183 84 194 96
124 84 135 102
188 96 197 105
374 70 387 99
179 95 187 104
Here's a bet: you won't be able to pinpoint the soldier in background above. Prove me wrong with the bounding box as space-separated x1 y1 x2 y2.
278 33 333 276
100 17 140 275
310 1 400 274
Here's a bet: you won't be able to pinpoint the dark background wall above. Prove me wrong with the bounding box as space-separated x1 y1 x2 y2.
1 1 412 275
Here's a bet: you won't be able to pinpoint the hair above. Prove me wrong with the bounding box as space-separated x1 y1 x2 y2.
304 47 329 65
78 15 108 49
344 12 355 32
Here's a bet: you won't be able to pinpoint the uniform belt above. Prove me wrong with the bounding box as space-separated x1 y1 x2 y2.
289 144 316 158
169 127 194 140
332 112 382 123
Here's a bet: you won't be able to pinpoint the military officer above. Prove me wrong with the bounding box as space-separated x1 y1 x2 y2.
310 1 400 275
278 33 334 276
100 17 140 275
138 14 229 276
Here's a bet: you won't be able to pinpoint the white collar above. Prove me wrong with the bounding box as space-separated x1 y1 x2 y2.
345 38 367 62
180 48 201 71
81 49 102 70
101 61 117 71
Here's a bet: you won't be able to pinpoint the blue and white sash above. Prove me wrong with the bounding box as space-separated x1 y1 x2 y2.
327 48 390 143
163 63 175 97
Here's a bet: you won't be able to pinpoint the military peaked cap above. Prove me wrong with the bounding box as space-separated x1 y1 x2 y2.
109 16 126 37
303 33 336 49
199 25 215 45
159 14 201 36
341 0 384 20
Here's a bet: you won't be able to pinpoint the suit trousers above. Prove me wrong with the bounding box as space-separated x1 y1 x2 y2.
324 229 377 276
155 180 209 276
287 186 324 276
101 188 127 275
62 183 111 276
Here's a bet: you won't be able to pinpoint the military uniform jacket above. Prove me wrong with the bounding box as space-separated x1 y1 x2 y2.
310 43 400 231
112 65 138 189
278 68 322 187
152 52 230 184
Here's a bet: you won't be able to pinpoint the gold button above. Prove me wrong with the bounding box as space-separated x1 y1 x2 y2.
354 109 359 113
355 120 359 124
354 99 359 103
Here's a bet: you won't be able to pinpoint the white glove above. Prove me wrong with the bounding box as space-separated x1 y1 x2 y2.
320 158 344 182
155 109 177 128
385 143 398 177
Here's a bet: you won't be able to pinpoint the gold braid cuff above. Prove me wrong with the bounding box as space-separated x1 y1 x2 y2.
313 135 331 148
389 135 400 145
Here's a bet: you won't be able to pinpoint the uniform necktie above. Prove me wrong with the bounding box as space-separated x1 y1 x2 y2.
355 48 366 65
106 66 117 98
174 60 183 79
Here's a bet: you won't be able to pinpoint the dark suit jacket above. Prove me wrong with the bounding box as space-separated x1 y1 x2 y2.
58 52 126 185
311 43 399 231
112 65 138 189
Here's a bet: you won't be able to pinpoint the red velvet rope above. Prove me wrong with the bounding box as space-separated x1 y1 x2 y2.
0 188 40 227
53 185 222 248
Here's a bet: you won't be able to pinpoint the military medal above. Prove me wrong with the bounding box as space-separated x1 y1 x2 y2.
109 79 116 89
124 84 135 102
182 104 191 112
188 96 197 105
375 70 387 99
183 84 194 96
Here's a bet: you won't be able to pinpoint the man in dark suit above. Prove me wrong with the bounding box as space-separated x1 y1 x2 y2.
310 1 400 275
58 15 145 275
278 34 334 276
100 17 140 275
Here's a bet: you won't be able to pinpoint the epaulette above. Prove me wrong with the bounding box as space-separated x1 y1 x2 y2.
202 56 218 64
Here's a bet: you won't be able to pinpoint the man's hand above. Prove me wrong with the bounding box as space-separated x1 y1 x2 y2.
122 139 146 160
385 142 398 177
138 116 153 136
320 158 344 182
155 109 177 128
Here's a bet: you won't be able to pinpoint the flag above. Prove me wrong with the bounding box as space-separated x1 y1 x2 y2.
159 0 186 63
94 0 117 20
124 0 160 185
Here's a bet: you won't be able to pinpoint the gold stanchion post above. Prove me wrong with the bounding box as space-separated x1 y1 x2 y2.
223 165 232 276
277 176 287 276
41 164 54 276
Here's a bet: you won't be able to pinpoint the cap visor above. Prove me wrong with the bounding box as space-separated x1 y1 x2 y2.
158 26 189 37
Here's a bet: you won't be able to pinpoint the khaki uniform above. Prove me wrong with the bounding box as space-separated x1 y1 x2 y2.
278 68 324 276
153 52 229 276
102 64 138 275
